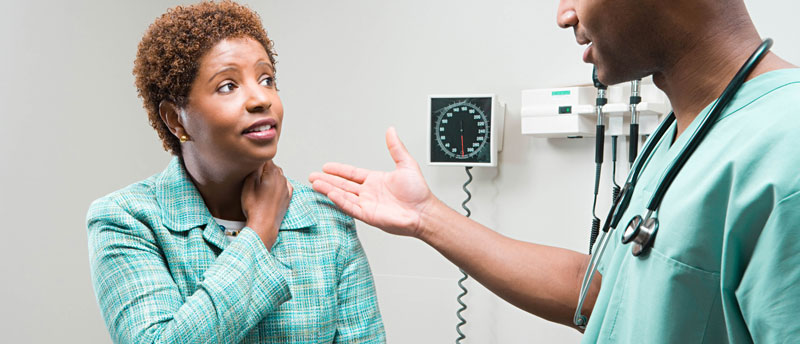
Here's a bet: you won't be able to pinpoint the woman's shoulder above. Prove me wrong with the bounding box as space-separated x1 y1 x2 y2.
87 173 162 225
288 178 334 205
288 178 355 232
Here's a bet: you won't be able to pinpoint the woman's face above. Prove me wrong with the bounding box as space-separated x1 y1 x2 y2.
180 37 283 172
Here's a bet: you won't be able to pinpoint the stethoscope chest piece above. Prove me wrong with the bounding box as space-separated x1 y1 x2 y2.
622 213 659 256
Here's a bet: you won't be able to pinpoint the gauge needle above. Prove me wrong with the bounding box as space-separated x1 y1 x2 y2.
460 120 465 157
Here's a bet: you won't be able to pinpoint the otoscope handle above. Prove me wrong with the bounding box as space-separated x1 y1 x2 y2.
592 66 607 90
628 79 642 165
595 125 605 164
593 66 607 164
629 123 639 164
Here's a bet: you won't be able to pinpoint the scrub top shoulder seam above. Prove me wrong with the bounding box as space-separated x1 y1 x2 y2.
775 188 800 206
716 80 800 123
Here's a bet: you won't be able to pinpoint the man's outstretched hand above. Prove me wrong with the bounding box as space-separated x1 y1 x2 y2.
309 127 436 238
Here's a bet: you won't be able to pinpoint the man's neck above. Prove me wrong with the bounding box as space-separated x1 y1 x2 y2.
652 28 765 138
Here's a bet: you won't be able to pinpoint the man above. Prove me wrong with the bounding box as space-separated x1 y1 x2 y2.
309 0 800 341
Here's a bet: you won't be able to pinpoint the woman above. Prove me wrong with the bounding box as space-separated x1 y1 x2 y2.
86 2 385 343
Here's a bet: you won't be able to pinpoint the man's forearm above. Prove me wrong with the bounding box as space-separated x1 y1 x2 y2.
416 198 601 329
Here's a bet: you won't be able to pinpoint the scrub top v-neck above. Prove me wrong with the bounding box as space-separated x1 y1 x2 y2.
582 68 800 343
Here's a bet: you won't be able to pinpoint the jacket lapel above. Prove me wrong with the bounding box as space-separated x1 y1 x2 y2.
155 158 225 251
155 159 317 251
280 180 317 231
202 219 228 252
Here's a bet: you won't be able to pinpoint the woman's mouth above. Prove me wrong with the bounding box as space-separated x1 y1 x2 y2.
242 120 277 141
244 123 272 133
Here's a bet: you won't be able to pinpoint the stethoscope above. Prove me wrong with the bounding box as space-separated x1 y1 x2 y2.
573 38 774 329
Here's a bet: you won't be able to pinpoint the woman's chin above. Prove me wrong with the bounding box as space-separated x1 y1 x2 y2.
242 149 277 166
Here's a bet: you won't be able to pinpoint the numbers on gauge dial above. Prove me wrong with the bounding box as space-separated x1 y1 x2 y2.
434 101 489 159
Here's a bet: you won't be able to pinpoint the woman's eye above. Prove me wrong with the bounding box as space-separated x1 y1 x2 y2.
217 82 236 94
260 77 274 87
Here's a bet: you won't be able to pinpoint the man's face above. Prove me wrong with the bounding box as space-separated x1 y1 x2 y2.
557 0 667 84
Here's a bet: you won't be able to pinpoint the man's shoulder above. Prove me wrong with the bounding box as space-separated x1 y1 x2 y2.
715 73 800 200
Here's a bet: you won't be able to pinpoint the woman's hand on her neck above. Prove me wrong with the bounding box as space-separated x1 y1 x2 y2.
241 160 293 250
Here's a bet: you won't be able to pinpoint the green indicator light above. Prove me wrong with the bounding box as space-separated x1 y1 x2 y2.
559 106 572 114
552 90 571 96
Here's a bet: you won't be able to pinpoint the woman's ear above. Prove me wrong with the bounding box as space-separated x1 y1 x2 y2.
159 100 187 139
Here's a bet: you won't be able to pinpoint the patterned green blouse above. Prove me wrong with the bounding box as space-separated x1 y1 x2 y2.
87 158 385 343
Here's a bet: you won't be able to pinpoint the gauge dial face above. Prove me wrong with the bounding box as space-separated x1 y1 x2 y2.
430 97 492 163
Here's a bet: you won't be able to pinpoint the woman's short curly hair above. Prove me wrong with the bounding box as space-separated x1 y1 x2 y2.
134 1 276 155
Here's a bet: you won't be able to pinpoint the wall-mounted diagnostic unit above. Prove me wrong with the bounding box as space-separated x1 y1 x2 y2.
519 82 669 138
428 94 505 166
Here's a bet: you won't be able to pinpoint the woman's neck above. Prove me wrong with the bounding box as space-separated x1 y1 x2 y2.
180 154 256 221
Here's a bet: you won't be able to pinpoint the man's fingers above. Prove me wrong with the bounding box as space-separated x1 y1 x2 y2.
321 162 370 184
309 172 361 195
311 179 362 217
339 189 360 205
310 179 337 195
385 127 413 168
328 189 364 220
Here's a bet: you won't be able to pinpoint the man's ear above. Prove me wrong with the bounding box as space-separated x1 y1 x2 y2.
159 100 186 138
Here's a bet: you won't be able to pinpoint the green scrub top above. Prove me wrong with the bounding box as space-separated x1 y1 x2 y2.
582 68 800 343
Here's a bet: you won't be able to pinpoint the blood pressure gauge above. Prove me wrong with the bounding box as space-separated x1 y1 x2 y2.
428 94 504 167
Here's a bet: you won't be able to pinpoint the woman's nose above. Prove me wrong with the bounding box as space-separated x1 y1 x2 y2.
557 0 578 29
245 82 272 113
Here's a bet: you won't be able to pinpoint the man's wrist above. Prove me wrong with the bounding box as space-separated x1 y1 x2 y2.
416 197 447 243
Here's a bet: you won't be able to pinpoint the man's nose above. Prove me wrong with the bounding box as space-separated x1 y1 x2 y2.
557 0 578 29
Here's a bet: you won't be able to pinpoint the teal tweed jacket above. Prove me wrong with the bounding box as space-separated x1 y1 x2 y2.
87 158 385 343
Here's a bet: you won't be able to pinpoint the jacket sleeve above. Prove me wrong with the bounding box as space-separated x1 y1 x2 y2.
735 191 800 342
332 217 386 343
87 197 292 344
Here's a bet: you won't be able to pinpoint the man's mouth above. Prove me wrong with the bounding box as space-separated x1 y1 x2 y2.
583 42 594 63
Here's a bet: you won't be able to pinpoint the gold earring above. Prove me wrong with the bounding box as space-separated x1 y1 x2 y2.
179 135 189 143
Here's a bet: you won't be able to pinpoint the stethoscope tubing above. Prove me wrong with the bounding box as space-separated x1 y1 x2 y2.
574 229 612 328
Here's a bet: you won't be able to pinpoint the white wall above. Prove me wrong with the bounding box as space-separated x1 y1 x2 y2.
1 1 797 343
